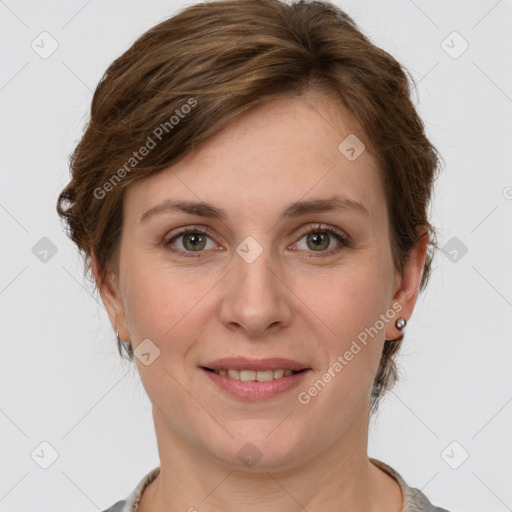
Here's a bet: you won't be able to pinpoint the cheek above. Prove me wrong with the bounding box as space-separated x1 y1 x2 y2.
296 260 390 395
299 261 389 340
121 266 209 411
121 259 208 348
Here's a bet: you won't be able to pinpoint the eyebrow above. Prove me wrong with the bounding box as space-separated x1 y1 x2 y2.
139 195 369 224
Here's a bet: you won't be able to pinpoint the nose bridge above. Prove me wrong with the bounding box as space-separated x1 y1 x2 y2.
233 237 279 306
235 242 276 295
220 236 291 335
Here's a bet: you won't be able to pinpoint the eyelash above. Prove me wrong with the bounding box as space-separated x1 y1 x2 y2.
163 223 351 258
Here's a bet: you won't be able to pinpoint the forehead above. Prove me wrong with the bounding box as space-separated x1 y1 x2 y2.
124 90 384 226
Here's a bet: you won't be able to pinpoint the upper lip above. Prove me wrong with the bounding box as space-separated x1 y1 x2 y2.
201 357 310 372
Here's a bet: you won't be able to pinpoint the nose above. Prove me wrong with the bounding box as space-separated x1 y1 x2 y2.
218 245 293 338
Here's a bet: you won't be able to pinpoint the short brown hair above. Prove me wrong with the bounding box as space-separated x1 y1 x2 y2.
56 0 441 415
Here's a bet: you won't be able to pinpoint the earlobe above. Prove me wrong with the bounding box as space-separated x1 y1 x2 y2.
385 228 429 341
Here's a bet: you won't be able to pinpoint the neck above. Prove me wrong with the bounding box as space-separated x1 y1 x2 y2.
139 402 403 512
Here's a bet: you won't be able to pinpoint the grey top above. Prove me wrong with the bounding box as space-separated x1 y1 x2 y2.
102 458 451 512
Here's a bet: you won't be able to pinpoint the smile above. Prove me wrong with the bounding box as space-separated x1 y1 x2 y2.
201 366 310 400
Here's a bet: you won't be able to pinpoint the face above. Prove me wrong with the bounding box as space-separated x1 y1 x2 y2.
97 90 426 472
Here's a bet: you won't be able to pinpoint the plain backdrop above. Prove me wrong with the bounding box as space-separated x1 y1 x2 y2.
1 0 511 511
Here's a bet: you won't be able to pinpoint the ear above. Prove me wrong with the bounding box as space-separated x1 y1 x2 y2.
385 227 429 341
91 253 130 341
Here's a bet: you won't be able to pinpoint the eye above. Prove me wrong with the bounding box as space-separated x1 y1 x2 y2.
292 224 350 256
164 226 218 254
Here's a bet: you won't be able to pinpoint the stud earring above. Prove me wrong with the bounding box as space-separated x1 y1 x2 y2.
395 317 407 330
385 317 407 343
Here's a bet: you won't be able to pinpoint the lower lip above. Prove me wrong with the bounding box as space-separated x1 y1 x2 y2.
201 368 310 400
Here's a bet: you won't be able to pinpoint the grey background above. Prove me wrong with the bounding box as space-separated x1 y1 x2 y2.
1 0 511 511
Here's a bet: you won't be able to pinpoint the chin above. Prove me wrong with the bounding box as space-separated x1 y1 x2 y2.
202 420 310 472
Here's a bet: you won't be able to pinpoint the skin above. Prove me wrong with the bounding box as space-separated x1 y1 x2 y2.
93 89 428 511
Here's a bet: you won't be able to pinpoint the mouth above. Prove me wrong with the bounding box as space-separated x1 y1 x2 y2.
199 357 311 400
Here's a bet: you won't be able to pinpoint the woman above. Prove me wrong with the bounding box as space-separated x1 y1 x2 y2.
56 0 449 510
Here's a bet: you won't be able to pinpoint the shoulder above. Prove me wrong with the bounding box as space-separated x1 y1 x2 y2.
101 500 126 512
101 466 160 512
369 457 452 512
406 485 452 512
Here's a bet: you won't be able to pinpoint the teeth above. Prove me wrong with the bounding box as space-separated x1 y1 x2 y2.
256 370 274 382
240 370 256 381
227 369 240 379
213 368 299 381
